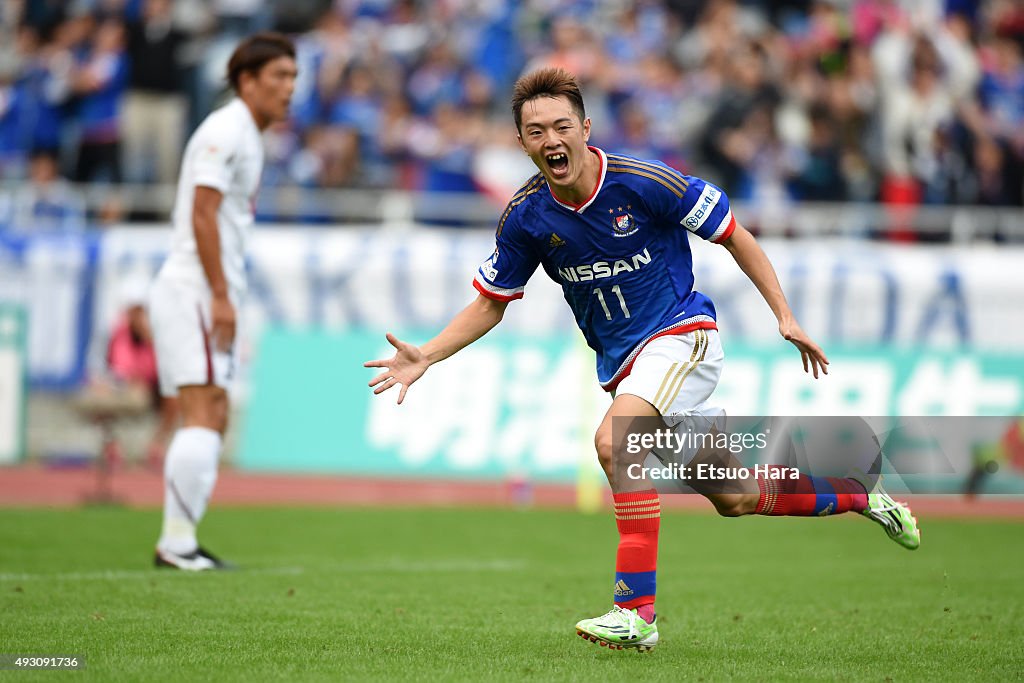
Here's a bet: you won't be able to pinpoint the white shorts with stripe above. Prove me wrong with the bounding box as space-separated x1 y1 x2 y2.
614 328 724 425
149 275 240 398
615 329 726 471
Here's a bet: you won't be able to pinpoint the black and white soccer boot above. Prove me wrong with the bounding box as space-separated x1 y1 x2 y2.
154 546 234 570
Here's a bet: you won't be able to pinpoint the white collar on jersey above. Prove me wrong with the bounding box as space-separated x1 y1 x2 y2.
229 97 262 134
548 146 607 214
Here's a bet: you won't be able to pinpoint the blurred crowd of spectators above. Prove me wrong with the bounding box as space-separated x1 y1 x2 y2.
0 0 1022 232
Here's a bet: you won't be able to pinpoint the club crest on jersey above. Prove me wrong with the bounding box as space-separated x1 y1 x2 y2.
612 213 638 237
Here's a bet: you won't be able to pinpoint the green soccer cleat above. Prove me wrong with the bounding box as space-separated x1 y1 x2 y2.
575 606 659 652
855 475 921 550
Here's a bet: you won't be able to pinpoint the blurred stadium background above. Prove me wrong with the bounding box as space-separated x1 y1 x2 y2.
2 1 1024 680
1 0 1024 505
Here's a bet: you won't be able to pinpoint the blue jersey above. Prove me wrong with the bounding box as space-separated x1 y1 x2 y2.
474 148 736 391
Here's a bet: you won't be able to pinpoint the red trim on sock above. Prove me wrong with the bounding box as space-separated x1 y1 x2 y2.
755 474 779 514
613 490 660 504
615 528 659 574
614 490 661 534
616 595 655 610
755 468 870 516
830 478 869 513
765 467 817 516
613 488 659 610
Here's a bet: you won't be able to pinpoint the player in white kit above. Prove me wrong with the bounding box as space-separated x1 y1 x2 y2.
149 34 297 570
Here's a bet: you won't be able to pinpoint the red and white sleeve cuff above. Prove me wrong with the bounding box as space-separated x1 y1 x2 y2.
473 275 524 302
710 212 736 243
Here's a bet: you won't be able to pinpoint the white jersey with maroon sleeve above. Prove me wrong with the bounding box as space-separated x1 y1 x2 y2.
149 97 263 396
157 97 264 297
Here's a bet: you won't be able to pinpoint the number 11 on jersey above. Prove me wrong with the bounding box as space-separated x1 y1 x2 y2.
594 285 630 320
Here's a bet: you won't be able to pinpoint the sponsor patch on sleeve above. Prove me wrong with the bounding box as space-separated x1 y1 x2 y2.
680 183 721 233
480 249 499 282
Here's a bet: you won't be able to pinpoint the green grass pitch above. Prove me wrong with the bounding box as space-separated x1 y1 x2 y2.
1 506 1022 681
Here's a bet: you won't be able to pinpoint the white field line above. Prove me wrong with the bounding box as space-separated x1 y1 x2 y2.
0 559 527 582
0 566 305 581
340 559 528 573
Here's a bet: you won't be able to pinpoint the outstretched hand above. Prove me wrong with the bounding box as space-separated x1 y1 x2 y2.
779 319 829 379
363 333 429 404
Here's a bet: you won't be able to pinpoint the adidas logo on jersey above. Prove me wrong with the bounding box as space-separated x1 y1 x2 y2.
549 233 567 248
557 248 652 283
613 579 634 596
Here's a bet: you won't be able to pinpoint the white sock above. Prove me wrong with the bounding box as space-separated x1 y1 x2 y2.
157 427 222 555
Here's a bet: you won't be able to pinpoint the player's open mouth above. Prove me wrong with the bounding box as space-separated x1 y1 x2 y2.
546 153 569 178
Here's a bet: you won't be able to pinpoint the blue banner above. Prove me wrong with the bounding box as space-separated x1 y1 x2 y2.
2 226 1024 389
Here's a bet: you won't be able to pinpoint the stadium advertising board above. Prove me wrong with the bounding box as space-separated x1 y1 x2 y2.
1 228 1022 388
237 327 1024 487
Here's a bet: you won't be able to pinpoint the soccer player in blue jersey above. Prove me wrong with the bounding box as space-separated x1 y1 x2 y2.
365 68 920 651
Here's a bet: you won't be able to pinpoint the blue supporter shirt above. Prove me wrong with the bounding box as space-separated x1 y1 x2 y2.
474 147 736 391
78 52 128 143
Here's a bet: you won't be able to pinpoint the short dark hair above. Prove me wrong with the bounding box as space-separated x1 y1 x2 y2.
226 32 296 92
511 67 586 131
